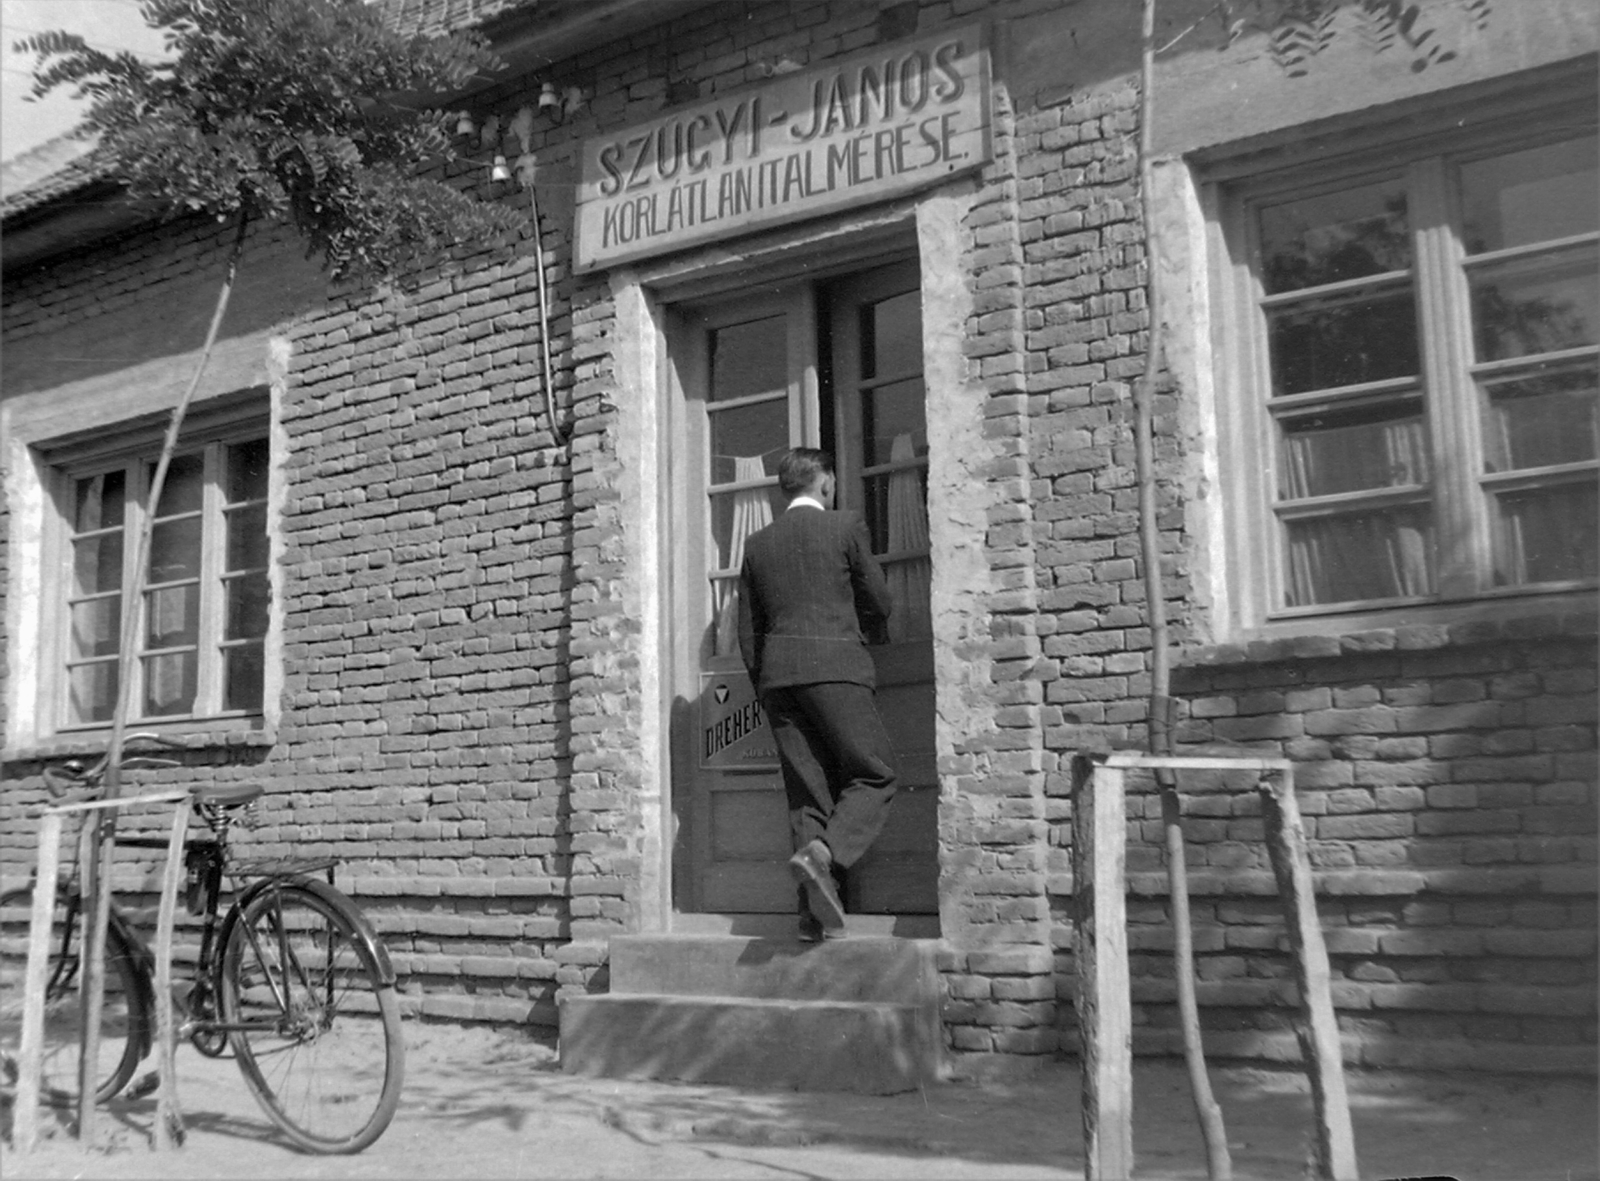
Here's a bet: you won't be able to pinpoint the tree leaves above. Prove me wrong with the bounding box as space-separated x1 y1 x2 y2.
16 0 525 281
1190 0 1479 75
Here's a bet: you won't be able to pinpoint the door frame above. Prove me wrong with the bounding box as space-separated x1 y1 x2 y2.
605 191 979 937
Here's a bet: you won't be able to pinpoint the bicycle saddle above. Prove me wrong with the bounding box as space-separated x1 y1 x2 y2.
192 782 264 807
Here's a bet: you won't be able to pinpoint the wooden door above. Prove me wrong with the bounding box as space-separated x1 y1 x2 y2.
827 261 937 914
669 263 936 917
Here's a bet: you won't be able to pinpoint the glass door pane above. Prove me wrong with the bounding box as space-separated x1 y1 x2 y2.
706 313 791 658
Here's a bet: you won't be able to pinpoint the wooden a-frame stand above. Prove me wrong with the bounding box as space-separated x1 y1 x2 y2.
12 790 191 1155
1072 751 1358 1181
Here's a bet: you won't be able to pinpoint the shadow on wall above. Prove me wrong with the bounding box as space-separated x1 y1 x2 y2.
1 228 328 401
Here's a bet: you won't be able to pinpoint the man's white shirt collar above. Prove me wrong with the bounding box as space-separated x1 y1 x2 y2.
788 495 827 512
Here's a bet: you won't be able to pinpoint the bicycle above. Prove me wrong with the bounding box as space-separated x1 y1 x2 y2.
0 735 405 1154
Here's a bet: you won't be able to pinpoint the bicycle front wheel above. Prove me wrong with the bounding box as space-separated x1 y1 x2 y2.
0 886 148 1105
220 881 403 1153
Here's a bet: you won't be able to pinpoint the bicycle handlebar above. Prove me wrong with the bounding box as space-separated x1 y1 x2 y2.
42 733 187 799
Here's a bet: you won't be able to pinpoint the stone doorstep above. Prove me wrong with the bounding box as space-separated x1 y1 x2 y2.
559 992 944 1094
606 933 942 1004
559 933 946 1094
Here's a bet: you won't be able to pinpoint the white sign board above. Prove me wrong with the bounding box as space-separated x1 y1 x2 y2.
575 24 991 272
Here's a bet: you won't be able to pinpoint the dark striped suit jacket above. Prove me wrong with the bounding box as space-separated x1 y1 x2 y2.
737 506 893 695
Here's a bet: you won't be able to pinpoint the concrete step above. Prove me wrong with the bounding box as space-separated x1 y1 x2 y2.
557 934 946 1093
558 992 942 1093
607 934 940 1004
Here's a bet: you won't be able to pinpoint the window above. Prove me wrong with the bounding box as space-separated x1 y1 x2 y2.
55 421 270 730
1219 117 1597 621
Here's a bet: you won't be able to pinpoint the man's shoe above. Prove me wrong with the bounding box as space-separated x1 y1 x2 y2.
788 839 846 932
798 909 851 942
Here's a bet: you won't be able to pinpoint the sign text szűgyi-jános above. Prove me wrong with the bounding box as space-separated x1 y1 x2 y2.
575 25 990 271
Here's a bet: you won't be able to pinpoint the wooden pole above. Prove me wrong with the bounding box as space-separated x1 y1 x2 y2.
1258 767 1358 1181
14 811 64 1155
76 214 247 1145
152 797 190 1151
1132 1 1232 1173
1072 755 1133 1181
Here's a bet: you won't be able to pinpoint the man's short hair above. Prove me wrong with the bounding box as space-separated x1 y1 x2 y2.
778 448 834 496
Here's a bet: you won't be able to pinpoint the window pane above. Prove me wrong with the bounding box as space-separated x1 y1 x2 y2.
226 502 269 571
72 534 123 596
861 289 922 380
227 438 270 503
1267 289 1419 395
71 599 120 659
708 399 787 485
1259 180 1410 295
146 584 199 648
68 662 117 726
1481 368 1599 472
1285 506 1435 606
153 452 204 517
225 573 270 641
1493 482 1599 585
143 650 196 716
149 517 202 583
74 471 124 532
709 315 786 403
1461 137 1599 254
861 379 928 468
710 485 783 569
223 644 265 713
1470 248 1599 362
1280 402 1429 499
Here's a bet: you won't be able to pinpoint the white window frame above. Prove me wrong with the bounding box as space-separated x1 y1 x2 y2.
1207 92 1598 635
38 396 273 736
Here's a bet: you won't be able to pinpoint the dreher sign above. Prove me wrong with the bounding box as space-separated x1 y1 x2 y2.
574 24 991 273
700 672 777 771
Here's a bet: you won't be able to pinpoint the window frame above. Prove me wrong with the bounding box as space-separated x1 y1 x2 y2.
40 399 272 736
1209 98 1599 634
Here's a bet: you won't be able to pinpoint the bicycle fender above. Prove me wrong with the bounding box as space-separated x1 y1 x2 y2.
219 875 398 987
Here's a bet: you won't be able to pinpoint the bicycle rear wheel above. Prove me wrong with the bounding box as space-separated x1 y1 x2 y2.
220 881 403 1153
0 886 148 1104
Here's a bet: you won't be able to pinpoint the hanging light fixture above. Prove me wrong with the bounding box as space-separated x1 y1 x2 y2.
490 154 512 182
455 112 476 136
537 81 561 113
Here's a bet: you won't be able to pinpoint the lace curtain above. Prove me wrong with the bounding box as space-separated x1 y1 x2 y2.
885 432 932 641
1282 418 1433 604
713 455 774 657
1287 514 1432 605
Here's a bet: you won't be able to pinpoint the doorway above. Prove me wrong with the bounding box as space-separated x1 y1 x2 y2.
667 259 937 921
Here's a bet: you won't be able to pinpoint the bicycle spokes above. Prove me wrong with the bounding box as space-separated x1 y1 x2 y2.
221 884 402 1153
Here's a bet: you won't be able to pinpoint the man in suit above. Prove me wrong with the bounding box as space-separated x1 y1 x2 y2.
738 448 899 942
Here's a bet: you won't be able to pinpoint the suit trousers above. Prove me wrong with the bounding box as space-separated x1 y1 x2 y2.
763 681 899 871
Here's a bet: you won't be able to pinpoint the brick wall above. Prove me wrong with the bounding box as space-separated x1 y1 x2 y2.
2 0 1593 1073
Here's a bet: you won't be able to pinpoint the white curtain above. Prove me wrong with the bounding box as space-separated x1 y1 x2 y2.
885 432 931 641
714 455 774 657
1287 511 1432 606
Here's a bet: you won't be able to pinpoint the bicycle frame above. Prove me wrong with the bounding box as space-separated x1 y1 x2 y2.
65 814 395 1046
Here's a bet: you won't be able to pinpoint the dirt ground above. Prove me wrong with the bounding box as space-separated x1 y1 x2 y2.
2 1021 1595 1181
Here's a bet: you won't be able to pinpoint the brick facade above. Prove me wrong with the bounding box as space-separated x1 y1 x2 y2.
3 0 1594 1073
